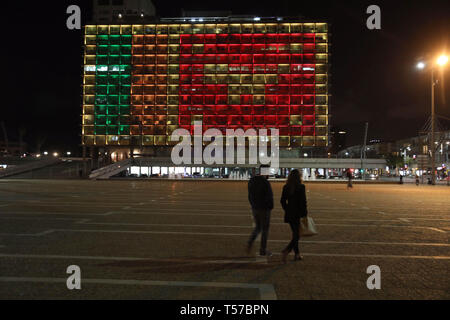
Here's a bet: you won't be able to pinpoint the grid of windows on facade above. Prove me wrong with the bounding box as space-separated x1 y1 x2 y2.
82 23 329 147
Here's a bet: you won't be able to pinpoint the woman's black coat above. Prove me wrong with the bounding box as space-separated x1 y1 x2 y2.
280 183 308 223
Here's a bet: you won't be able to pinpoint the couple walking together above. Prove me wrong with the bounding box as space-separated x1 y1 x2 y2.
247 166 308 263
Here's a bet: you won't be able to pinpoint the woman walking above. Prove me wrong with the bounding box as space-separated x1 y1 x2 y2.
280 169 308 263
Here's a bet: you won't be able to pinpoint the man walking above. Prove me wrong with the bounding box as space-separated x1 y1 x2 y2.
247 165 273 257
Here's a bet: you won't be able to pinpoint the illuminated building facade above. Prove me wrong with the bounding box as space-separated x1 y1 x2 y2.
82 19 330 153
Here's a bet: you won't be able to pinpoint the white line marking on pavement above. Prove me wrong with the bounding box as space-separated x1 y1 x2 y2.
0 217 85 222
53 229 251 237
123 202 250 208
0 253 268 265
20 203 124 208
76 221 449 233
272 252 450 260
3 216 437 224
0 230 55 237
2 225 448 248
399 218 411 223
0 277 276 300
362 207 370 210
302 223 448 231
0 211 117 217
377 211 387 215
427 227 447 233
270 240 450 247
79 221 253 229
111 210 249 217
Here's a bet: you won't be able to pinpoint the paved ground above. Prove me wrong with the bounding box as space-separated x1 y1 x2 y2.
0 179 448 300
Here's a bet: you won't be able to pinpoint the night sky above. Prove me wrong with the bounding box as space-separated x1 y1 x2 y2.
2 0 449 155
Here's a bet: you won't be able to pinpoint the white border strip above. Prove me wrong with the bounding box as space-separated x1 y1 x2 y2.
0 276 277 300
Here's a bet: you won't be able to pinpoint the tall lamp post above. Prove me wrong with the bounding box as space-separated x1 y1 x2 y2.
417 54 448 185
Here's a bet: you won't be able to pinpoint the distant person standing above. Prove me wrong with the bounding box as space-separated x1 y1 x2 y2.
399 175 403 184
415 175 420 186
346 169 353 189
247 165 273 257
280 169 308 262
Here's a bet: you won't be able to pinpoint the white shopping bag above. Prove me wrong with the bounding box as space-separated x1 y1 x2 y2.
300 217 318 237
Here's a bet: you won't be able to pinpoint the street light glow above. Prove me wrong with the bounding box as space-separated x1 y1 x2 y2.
416 62 425 69
436 55 448 66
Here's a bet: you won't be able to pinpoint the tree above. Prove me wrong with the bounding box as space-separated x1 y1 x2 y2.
384 153 404 170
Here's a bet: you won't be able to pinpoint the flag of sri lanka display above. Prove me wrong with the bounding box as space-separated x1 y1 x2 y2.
82 21 329 148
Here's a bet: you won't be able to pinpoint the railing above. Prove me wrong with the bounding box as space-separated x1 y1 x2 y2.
89 158 132 180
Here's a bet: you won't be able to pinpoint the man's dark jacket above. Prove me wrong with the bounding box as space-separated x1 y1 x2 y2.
248 175 274 210
280 184 308 223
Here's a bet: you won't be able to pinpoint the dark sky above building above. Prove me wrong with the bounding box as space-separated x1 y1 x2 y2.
2 0 449 154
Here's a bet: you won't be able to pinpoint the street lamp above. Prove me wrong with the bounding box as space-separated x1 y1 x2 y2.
416 62 425 69
437 55 448 66
416 54 448 185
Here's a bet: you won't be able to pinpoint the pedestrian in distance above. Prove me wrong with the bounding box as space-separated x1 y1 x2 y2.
415 175 420 186
247 164 273 257
399 175 403 184
346 169 353 189
280 169 308 263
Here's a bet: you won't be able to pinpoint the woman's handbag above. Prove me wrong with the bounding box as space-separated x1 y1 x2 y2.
300 217 318 237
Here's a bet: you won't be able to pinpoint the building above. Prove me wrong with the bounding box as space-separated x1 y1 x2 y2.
93 0 156 23
338 130 450 178
82 17 331 170
329 126 347 154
